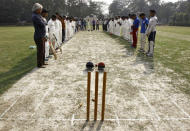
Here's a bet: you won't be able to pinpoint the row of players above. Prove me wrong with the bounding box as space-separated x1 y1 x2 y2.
104 10 158 57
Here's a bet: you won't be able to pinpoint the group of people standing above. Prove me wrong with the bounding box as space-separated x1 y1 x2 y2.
104 10 158 57
32 3 77 68
32 2 157 68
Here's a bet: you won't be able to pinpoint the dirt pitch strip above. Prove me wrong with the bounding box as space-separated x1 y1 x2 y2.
0 31 190 131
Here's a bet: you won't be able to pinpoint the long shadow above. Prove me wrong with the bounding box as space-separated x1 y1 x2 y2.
80 120 104 131
135 52 155 74
104 32 136 57
0 52 37 95
96 121 104 131
104 32 154 74
80 120 88 131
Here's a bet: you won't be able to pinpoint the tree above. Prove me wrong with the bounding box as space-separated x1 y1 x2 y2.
108 0 190 26
0 0 104 24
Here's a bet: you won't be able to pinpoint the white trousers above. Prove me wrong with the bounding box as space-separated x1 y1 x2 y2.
115 27 121 36
45 41 49 58
149 41 155 54
140 33 146 50
129 33 133 43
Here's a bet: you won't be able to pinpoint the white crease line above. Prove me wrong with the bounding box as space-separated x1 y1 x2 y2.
1 117 190 122
162 118 190 120
31 85 54 117
0 81 35 119
171 100 190 118
71 114 75 126
115 114 120 127
140 91 160 121
159 88 190 119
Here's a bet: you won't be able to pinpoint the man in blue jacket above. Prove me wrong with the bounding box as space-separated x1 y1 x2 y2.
32 3 47 68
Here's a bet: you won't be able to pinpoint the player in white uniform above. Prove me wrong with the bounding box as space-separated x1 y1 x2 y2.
115 17 121 36
123 16 130 40
128 15 134 43
48 15 57 59
108 18 114 34
54 18 62 48
65 17 71 40
121 16 126 38
41 9 49 60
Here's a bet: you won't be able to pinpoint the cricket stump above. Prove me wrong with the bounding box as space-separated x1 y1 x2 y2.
101 72 107 121
87 72 91 121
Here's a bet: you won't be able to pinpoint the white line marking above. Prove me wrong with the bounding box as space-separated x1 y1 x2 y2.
71 114 75 126
115 114 120 126
0 81 35 119
171 100 190 118
159 87 190 119
0 117 190 121
140 91 160 121
31 85 54 117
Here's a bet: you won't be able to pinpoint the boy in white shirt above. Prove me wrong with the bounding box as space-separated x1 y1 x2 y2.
146 10 158 57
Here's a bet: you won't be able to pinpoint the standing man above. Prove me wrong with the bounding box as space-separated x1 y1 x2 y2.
92 19 96 31
84 19 87 30
131 14 140 48
96 20 100 30
121 16 126 38
108 18 114 34
87 19 91 31
123 16 130 40
48 15 57 60
146 10 158 57
55 13 62 47
32 3 47 68
41 9 50 61
139 13 149 53
103 19 108 31
62 16 66 42
128 14 134 44
56 13 66 43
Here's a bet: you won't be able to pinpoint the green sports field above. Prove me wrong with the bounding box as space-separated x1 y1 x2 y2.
0 26 36 94
0 26 189 95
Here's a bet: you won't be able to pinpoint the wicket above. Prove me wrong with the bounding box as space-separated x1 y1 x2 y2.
86 71 107 121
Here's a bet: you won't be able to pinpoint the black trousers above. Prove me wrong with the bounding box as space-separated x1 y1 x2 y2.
62 29 65 42
35 38 45 67
93 24 96 30
148 31 156 42
96 24 99 30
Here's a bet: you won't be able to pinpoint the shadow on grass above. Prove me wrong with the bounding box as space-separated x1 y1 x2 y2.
104 32 155 74
0 52 37 95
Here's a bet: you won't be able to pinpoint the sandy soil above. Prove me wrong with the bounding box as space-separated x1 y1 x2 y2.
0 31 190 131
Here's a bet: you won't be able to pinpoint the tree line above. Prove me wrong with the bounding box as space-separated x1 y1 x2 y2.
109 0 190 26
0 0 105 24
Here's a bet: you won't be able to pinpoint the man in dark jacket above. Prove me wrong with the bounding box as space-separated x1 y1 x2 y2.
32 3 47 68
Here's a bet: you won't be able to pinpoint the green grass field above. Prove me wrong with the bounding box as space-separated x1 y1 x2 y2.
0 26 189 95
0 26 36 94
156 26 190 95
